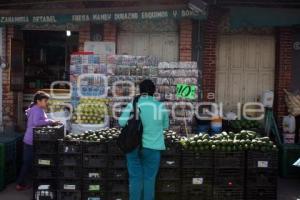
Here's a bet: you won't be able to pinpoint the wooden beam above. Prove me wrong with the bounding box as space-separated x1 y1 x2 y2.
0 4 187 16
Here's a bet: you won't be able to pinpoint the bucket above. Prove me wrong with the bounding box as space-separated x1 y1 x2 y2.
211 116 222 135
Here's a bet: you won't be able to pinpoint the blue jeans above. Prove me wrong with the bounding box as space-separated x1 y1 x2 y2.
16 143 33 186
126 148 161 200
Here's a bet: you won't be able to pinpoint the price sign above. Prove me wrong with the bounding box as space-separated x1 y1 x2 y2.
176 84 196 99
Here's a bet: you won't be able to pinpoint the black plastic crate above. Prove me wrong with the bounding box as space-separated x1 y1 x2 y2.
82 192 105 200
83 180 106 194
107 141 123 155
109 156 127 168
214 151 245 169
160 156 180 168
57 190 81 200
83 168 106 180
33 179 57 200
59 154 82 167
246 169 277 187
58 179 82 191
34 166 57 179
58 166 82 179
34 141 58 155
182 168 214 186
83 155 107 168
33 125 64 141
246 186 276 200
107 169 128 180
107 181 128 193
213 186 244 200
182 151 214 168
181 185 213 200
83 141 107 154
107 192 128 200
157 168 181 180
247 151 278 169
157 192 182 200
157 180 181 193
58 140 82 154
162 142 181 156
214 169 244 187
34 154 57 167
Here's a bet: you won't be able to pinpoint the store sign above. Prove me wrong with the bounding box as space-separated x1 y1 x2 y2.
0 9 206 25
176 83 196 100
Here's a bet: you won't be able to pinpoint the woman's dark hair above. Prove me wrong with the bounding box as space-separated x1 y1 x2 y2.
30 91 50 107
139 79 156 96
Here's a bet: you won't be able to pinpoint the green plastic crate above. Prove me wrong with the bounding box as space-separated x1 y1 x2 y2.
0 145 5 191
0 133 23 191
279 144 300 178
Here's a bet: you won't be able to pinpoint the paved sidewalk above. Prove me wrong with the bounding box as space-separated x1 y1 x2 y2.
0 178 299 200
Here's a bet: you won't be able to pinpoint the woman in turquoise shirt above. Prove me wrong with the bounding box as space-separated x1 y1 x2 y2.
119 79 169 200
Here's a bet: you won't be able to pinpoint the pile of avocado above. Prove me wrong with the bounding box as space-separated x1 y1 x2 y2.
64 128 120 142
180 130 277 152
230 119 261 131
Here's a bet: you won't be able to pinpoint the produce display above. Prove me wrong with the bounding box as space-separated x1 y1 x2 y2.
229 119 261 131
64 128 120 142
180 130 277 152
73 98 110 125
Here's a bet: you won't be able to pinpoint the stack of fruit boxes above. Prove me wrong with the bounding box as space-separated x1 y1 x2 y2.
181 149 214 200
33 125 64 200
82 141 107 200
157 141 182 200
245 151 278 200
57 140 82 200
107 140 128 200
213 151 245 200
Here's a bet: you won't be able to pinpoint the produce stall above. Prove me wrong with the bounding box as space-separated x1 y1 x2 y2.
31 125 279 200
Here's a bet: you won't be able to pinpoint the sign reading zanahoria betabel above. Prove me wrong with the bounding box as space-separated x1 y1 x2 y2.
0 9 206 24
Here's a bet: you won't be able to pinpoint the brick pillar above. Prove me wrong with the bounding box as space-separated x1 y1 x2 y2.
202 8 222 101
103 22 117 43
79 24 91 51
3 25 16 128
179 19 192 61
274 28 294 125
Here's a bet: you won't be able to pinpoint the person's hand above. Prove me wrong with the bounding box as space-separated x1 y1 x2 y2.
52 120 63 126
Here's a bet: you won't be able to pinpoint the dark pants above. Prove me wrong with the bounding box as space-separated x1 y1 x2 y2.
16 143 33 186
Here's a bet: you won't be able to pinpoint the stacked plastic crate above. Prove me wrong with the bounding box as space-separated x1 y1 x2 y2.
33 125 64 200
107 140 128 200
181 150 214 200
213 151 245 200
57 140 82 200
82 141 107 200
156 141 181 200
246 151 278 200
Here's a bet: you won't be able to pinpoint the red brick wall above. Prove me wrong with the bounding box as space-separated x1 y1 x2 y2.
3 26 17 128
79 24 91 51
202 8 223 101
274 27 294 125
179 19 192 61
103 22 117 43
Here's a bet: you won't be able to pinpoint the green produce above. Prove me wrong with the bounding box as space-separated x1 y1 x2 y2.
64 128 120 142
179 130 277 152
230 119 261 132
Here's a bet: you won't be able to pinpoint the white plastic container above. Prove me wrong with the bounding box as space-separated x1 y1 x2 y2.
282 115 296 133
262 91 274 108
283 133 295 144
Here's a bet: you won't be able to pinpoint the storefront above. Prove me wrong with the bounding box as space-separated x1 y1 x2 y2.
0 5 206 131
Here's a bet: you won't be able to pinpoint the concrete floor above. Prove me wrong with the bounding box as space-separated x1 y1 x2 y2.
0 178 299 200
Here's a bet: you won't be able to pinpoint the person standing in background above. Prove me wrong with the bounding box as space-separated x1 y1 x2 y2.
119 79 169 200
16 91 60 191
